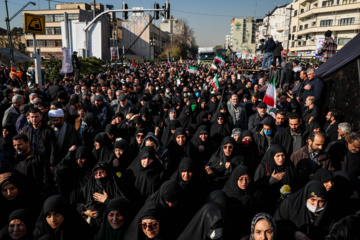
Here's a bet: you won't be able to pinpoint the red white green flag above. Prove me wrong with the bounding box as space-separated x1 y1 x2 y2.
212 75 219 90
187 65 198 74
214 53 225 66
263 75 276 107
210 62 218 70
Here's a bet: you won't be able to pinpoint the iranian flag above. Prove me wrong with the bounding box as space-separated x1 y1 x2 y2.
210 62 217 70
214 53 225 66
212 75 219 90
176 76 181 86
187 66 198 74
132 59 136 71
263 75 276 107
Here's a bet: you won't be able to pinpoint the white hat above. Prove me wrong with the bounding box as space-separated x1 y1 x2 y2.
48 109 64 118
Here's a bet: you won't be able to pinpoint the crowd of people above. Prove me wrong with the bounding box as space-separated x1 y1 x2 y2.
0 57 359 240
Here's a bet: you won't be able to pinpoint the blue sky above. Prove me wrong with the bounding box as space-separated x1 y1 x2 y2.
0 0 290 47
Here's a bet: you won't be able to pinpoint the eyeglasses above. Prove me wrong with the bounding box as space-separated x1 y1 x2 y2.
136 134 145 138
223 145 233 150
93 170 105 176
139 223 158 230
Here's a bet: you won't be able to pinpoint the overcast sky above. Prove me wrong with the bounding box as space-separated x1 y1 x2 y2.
0 0 290 47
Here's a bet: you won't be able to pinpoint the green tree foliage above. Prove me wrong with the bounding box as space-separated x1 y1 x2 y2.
79 57 104 76
44 57 62 81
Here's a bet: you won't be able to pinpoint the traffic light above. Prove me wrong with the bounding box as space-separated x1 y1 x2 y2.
122 2 128 20
165 1 170 20
154 2 160 20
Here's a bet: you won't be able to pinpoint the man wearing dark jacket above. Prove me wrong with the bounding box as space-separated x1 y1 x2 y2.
92 95 112 127
248 101 268 134
0 89 14 128
47 79 65 101
324 109 340 145
23 107 58 167
302 68 323 105
302 96 318 130
272 113 308 156
262 35 276 69
290 131 333 187
12 134 54 196
273 41 283 64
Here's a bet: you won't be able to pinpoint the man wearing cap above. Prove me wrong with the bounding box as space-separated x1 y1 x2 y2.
92 95 111 127
49 108 79 161
72 51 80 81
248 101 269 134
2 94 24 127
318 30 337 63
115 93 135 117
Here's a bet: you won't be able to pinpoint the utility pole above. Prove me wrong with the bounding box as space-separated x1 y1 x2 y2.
93 0 96 19
286 5 294 62
4 0 14 67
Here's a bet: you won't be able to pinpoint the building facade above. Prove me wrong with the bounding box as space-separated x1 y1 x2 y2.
230 17 257 56
122 12 169 59
22 3 103 59
289 0 360 58
258 4 291 51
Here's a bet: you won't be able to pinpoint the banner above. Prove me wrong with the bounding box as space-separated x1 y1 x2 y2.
60 47 73 74
111 47 119 60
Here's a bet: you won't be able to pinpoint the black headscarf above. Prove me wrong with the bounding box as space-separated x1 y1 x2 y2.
274 180 330 239
210 112 232 147
34 195 93 240
96 197 132 240
0 124 16 156
124 201 166 240
255 145 298 189
122 146 164 208
82 112 103 150
77 162 125 229
92 132 114 162
312 168 333 184
178 202 225 240
177 105 194 130
206 137 245 188
0 209 36 240
161 119 180 147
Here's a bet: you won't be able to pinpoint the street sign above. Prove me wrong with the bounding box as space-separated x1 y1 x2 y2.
24 14 45 34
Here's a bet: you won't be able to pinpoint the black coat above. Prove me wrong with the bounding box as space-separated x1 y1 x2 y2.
271 127 309 157
23 123 58 166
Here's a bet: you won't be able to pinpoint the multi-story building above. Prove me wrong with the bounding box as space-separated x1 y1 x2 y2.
230 17 257 56
225 35 231 49
289 0 360 58
122 12 170 59
22 3 104 59
257 4 291 51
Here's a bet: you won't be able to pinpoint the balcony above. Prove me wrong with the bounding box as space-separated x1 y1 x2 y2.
276 25 286 32
298 2 360 19
295 22 360 35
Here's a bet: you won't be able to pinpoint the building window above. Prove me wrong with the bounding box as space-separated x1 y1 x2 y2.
45 15 53 22
37 40 45 47
293 26 296 32
300 9 304 14
55 40 62 47
304 24 308 29
54 27 61 35
322 0 333 7
27 40 33 47
45 28 54 35
46 40 55 47
299 25 303 30
68 14 79 20
343 0 355 4
338 38 351 45
294 10 297 17
320 20 333 27
54 14 64 22
338 18 355 25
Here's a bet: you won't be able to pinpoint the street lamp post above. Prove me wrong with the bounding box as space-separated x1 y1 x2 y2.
5 1 36 67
